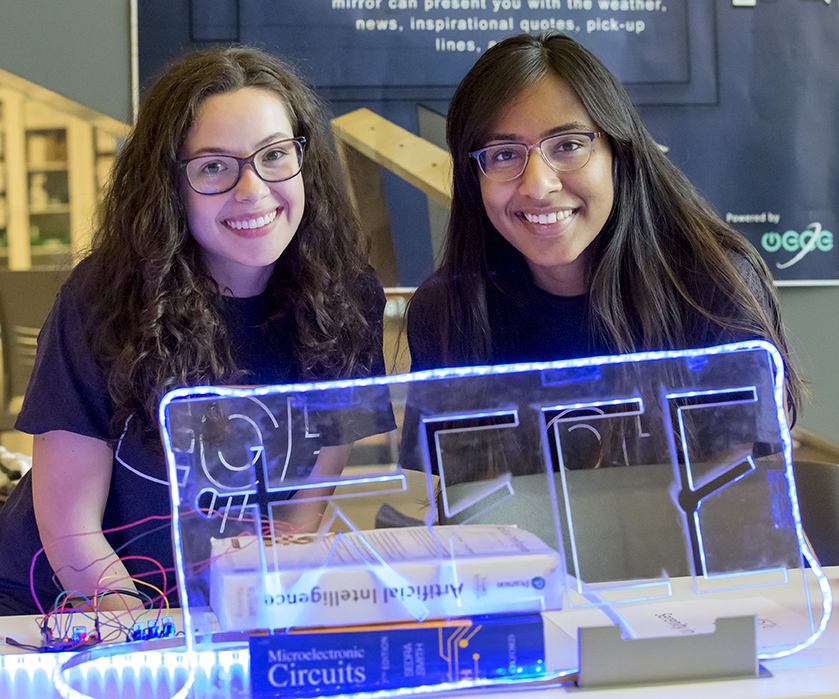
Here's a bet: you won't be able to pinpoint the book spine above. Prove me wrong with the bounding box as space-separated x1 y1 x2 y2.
249 613 548 697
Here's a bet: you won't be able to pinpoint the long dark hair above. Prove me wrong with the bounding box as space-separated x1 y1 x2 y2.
412 32 802 417
86 46 377 439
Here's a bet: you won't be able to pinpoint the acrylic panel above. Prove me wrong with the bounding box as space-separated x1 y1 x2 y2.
154 341 830 697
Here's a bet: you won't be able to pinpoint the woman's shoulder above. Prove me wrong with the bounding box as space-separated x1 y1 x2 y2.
405 276 453 370
726 249 768 295
410 273 451 308
35 257 96 321
717 246 775 314
683 242 769 304
56 252 134 317
406 275 450 330
690 245 777 345
60 254 106 299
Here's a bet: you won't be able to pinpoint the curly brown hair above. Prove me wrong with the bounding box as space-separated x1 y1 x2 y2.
85 46 378 440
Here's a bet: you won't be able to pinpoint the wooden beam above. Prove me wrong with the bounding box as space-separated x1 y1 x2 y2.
0 68 130 138
332 108 452 208
67 116 97 262
0 89 31 270
336 140 400 287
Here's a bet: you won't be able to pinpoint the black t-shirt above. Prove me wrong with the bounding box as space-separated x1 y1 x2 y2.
404 261 776 475
407 258 771 370
408 277 606 371
0 259 391 615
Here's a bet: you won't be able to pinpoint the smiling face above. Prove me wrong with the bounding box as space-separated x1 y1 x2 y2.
181 87 305 297
478 74 614 297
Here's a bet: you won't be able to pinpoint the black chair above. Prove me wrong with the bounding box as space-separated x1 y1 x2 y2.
793 460 839 567
0 267 71 431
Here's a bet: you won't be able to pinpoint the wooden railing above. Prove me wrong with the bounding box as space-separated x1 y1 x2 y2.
332 108 451 287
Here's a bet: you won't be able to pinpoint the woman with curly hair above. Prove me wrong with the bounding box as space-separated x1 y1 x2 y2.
0 46 390 615
408 32 802 417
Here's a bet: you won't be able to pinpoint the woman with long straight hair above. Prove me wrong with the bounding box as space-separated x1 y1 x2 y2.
408 32 801 418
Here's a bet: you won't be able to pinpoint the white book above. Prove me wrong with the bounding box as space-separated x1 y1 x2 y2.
209 524 563 631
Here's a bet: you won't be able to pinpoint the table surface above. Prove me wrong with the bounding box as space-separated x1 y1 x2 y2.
1 567 837 699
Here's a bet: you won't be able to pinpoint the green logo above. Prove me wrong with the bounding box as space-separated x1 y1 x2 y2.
760 222 833 269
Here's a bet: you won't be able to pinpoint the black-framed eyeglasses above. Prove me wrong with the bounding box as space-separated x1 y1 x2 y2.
470 132 602 182
179 137 306 195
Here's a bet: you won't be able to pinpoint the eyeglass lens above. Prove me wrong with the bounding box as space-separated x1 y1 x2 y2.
184 139 304 194
478 133 595 181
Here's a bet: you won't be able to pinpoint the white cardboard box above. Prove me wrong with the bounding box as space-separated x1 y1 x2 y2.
209 524 563 631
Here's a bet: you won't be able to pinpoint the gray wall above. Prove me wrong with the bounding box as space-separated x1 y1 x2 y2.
1 2 835 443
778 288 839 440
0 0 132 124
